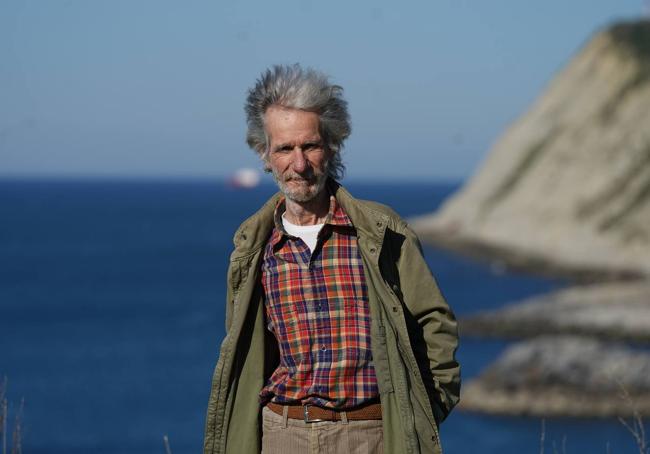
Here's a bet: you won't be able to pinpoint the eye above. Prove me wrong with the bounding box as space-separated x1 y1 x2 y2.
303 142 322 152
273 145 292 154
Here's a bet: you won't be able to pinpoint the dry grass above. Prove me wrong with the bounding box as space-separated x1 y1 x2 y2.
617 384 649 454
0 377 23 454
163 434 172 454
538 382 649 454
1 372 646 454
1 377 6 454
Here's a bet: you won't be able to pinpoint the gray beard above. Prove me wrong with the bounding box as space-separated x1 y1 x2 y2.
272 162 330 203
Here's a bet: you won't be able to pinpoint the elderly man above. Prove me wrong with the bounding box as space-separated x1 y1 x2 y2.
204 64 460 454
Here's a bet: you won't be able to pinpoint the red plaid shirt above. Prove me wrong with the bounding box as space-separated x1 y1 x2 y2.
259 195 379 409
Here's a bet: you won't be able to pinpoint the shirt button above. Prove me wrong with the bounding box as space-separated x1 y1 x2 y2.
321 346 327 352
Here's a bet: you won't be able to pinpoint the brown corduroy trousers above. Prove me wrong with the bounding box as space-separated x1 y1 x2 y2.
261 406 384 454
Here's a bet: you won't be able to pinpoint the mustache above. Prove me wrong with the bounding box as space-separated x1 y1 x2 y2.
282 172 320 182
285 175 314 182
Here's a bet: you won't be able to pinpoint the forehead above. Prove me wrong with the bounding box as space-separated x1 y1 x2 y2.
264 106 320 144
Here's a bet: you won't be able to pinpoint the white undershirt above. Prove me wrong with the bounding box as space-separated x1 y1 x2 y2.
281 213 324 253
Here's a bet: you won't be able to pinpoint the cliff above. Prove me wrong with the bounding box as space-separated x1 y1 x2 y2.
460 336 650 417
460 281 650 343
412 20 650 280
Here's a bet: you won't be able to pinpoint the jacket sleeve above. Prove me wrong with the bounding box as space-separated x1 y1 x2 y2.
396 224 461 423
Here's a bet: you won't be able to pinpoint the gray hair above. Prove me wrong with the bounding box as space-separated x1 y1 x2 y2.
245 64 351 180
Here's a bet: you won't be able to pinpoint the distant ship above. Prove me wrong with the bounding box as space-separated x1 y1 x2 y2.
228 168 261 189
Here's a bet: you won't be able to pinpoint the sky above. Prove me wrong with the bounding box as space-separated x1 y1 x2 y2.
0 0 646 181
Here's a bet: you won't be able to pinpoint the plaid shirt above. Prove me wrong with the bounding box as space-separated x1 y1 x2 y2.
259 195 379 409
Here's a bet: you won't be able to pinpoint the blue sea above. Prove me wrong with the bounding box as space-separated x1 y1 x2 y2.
0 180 642 453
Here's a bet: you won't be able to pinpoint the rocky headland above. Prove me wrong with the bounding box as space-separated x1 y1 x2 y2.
459 336 650 417
412 20 650 418
412 20 650 281
461 281 650 343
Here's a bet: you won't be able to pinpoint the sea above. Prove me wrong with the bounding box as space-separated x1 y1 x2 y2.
0 179 642 453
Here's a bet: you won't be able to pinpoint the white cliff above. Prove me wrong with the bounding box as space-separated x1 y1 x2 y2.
412 20 650 279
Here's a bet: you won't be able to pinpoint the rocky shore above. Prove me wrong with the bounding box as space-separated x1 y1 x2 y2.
456 280 650 417
460 281 650 343
459 336 650 417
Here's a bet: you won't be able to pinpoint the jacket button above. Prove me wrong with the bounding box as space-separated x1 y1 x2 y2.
392 284 399 293
376 221 382 228
370 248 376 254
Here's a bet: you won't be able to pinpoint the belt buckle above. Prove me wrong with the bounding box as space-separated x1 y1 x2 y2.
303 404 325 423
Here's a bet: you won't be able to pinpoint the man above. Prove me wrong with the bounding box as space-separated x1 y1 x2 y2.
204 64 460 454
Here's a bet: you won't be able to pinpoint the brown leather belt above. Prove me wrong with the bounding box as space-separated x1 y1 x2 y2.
266 401 382 422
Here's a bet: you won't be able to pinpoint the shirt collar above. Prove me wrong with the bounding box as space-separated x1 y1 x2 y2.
269 191 353 247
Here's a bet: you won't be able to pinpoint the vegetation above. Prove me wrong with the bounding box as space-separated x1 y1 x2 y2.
608 19 650 62
537 384 650 454
0 377 23 454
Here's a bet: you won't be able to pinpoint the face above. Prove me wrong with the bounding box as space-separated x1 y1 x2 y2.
264 106 331 203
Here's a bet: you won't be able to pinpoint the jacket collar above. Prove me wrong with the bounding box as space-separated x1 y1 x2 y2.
231 179 388 260
333 180 389 244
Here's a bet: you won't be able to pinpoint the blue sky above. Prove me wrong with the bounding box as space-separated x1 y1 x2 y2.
0 0 645 181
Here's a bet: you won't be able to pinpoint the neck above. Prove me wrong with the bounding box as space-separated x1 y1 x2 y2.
283 189 330 226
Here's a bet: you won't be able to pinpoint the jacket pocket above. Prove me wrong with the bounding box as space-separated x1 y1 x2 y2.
372 325 394 394
226 258 253 329
410 387 442 453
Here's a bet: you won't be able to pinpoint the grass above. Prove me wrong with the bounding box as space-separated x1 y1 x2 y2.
0 376 23 454
163 434 173 454
538 383 649 454
1 373 177 454
617 384 648 454
1 372 647 453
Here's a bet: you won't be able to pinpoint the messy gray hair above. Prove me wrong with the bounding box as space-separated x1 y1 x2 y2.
245 64 351 180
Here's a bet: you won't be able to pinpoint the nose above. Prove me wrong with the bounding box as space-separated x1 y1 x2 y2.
290 147 309 173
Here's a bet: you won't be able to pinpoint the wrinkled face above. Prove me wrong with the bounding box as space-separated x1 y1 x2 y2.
264 106 331 203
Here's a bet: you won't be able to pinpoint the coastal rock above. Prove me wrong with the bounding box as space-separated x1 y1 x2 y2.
460 336 650 417
412 20 650 280
461 281 650 343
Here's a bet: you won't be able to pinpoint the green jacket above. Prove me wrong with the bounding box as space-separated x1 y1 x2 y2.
203 182 460 454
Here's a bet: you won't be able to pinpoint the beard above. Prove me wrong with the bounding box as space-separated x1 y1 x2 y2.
271 161 330 203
